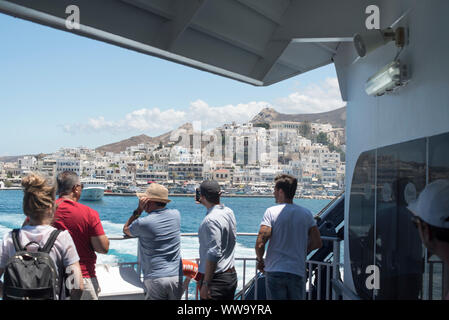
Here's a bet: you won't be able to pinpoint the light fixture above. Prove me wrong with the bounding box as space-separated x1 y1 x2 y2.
353 27 405 58
365 60 407 96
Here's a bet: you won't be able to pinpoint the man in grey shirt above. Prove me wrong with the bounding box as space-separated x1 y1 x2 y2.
197 180 237 300
123 183 183 300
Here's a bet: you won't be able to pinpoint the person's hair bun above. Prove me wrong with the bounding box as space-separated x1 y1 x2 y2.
21 173 56 218
22 173 47 193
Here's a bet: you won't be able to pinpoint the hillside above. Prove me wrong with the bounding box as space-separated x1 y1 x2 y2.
251 106 346 128
95 123 193 154
0 153 47 163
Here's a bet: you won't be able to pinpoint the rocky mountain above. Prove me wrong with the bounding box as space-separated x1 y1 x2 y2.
0 155 24 163
95 134 154 154
251 106 346 129
95 122 193 154
0 153 47 163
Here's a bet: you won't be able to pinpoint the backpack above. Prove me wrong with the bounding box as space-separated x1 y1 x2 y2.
3 228 63 300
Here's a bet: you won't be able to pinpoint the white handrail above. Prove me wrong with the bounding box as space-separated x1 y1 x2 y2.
108 232 258 240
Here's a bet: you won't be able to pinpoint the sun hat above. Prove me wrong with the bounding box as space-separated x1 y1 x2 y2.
407 179 449 229
136 183 171 203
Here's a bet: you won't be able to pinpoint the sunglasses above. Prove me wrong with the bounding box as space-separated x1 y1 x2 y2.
74 183 84 190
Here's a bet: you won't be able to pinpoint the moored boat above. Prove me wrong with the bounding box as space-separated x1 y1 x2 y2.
80 178 106 201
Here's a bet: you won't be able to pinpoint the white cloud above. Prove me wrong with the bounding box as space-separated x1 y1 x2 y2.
63 78 344 136
187 100 270 129
87 116 115 130
63 108 187 135
275 77 345 114
63 101 269 135
123 108 186 132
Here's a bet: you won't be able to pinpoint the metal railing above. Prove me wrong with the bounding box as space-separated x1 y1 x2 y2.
331 279 360 300
314 191 344 219
108 233 344 300
304 236 343 300
177 233 259 300
427 259 447 300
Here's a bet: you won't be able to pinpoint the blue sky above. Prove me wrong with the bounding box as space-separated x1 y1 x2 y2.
0 13 344 156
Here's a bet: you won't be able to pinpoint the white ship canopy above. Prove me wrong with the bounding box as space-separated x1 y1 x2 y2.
0 0 376 87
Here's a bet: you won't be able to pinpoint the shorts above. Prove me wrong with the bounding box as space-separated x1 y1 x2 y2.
70 277 101 300
144 276 183 300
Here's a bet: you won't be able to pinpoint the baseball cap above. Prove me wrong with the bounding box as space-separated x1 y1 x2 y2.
200 180 221 197
407 179 449 229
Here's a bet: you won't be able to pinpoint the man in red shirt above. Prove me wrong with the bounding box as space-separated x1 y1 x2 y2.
53 171 109 300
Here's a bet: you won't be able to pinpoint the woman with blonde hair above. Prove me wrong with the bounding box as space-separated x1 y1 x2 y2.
0 173 83 299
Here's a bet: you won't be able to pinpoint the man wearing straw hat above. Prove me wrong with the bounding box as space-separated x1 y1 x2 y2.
123 183 183 300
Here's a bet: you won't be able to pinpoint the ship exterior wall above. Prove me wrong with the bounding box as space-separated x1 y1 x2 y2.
334 0 449 298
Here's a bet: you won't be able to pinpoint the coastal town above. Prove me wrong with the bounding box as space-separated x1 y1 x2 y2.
0 109 346 199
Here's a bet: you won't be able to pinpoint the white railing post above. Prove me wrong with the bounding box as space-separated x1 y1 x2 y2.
332 239 340 300
317 264 322 300
136 238 142 279
308 262 313 300
255 262 258 300
195 258 200 300
303 267 307 300
242 259 246 300
428 262 434 300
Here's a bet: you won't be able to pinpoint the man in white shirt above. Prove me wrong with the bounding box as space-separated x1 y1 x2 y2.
255 174 322 300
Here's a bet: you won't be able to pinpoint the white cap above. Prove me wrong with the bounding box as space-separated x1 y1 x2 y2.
407 179 449 229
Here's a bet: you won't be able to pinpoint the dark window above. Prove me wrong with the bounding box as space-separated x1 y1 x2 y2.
428 132 449 299
375 138 426 300
349 136 434 300
348 150 376 300
429 132 449 182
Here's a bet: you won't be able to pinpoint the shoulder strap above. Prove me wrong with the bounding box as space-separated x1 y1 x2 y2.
11 229 23 252
40 230 62 253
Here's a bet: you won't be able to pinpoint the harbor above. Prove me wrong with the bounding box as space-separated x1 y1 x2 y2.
0 186 338 200
104 192 336 200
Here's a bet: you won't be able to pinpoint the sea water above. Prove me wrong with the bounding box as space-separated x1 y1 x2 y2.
0 190 330 297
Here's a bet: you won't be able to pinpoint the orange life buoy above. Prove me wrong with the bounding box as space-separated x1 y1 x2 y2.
182 259 198 279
